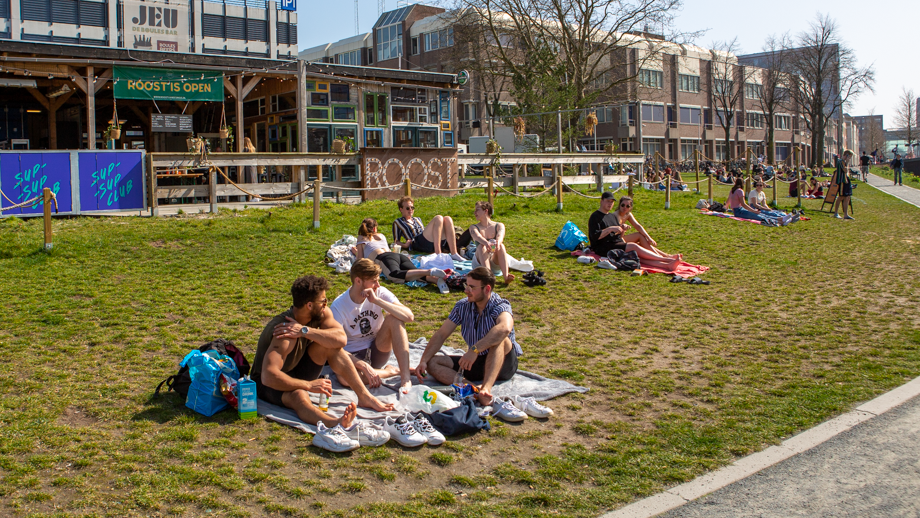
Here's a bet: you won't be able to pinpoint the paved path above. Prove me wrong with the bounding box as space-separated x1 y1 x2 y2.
864 173 920 209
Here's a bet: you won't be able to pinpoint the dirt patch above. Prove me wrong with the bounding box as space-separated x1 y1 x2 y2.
148 239 183 249
57 406 99 428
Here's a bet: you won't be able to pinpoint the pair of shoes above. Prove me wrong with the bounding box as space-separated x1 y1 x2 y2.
491 397 528 422
522 270 546 287
670 275 685 283
384 413 445 447
688 277 710 285
313 422 361 452
761 219 777 227
510 395 554 418
596 259 617 270
844 215 855 220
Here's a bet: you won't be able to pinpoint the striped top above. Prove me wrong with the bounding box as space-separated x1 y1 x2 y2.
392 216 424 246
448 293 523 357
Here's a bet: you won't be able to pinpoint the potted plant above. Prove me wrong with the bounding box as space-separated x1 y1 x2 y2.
332 138 347 154
486 139 500 154
604 142 618 155
107 121 121 141
186 135 203 153
221 124 234 150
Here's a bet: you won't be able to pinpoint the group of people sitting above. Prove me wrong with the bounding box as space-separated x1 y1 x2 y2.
252 262 550 452
646 167 689 190
587 192 684 269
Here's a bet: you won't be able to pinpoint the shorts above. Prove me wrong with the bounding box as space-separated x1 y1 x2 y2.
591 240 627 258
412 233 450 254
255 347 325 407
449 348 518 382
840 182 852 197
349 339 390 369
375 251 416 280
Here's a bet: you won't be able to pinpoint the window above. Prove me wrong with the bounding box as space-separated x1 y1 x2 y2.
439 91 450 123
679 106 701 125
364 93 388 127
715 141 728 161
365 129 383 148
619 105 635 127
638 69 663 89
392 106 417 123
681 142 698 160
376 23 403 61
392 87 420 103
746 112 765 129
678 74 701 93
641 104 664 123
418 106 428 124
641 138 661 157
715 79 733 96
716 109 733 127
424 28 454 51
593 106 614 124
243 97 265 118
419 129 438 148
334 128 356 151
486 32 513 47
335 50 361 66
744 83 763 100
591 73 610 90
443 132 454 147
311 93 329 106
411 36 419 55
464 102 478 125
305 81 316 91
776 115 791 130
307 108 329 121
330 84 350 103
333 105 356 121
270 94 294 112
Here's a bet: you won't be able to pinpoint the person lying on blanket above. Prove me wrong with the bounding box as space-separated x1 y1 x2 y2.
414 267 521 407
330 259 416 395
251 275 395 429
588 192 682 270
392 196 466 262
353 218 449 294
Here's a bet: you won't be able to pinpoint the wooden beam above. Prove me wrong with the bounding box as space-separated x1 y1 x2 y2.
241 76 262 98
65 66 88 93
236 74 244 153
26 88 50 110
87 65 96 150
186 101 203 115
94 68 113 94
223 77 238 99
50 89 75 112
129 105 150 126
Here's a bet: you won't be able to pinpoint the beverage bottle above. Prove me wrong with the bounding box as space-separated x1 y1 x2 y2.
318 374 330 412
451 369 466 398
237 375 258 420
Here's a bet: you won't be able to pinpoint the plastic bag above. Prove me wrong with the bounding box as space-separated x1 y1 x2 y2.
399 385 459 413
181 350 240 416
555 221 588 251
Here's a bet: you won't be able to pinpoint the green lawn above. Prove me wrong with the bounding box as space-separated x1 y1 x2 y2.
870 164 920 187
1 181 919 517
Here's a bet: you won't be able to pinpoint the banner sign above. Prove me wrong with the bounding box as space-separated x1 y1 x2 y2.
280 0 296 11
124 0 190 53
151 114 194 133
0 152 73 215
113 66 223 102
78 152 146 212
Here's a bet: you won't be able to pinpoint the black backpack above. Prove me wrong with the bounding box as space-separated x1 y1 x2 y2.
155 339 251 397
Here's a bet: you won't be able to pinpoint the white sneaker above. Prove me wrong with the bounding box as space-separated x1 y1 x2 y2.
429 268 446 278
436 278 450 294
408 413 446 446
510 395 554 418
450 253 466 262
384 415 428 447
491 397 528 422
313 422 360 452
596 259 617 270
342 421 391 447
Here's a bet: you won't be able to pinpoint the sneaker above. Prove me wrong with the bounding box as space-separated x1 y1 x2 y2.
408 413 446 446
429 268 446 278
491 397 528 422
834 213 842 219
436 278 450 294
844 215 855 220
313 422 360 452
342 421 391 447
384 415 428 447
596 259 617 270
450 253 466 262
789 214 801 224
510 395 554 418
577 255 597 265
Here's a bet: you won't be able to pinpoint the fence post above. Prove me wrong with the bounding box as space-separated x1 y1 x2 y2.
512 164 520 195
313 178 321 228
796 171 803 208
628 173 634 197
298 166 306 203
556 175 563 211
335 165 343 203
771 173 778 208
745 148 752 193
595 162 604 192
209 167 218 213
665 175 671 209
707 173 713 204
146 154 158 217
487 176 494 206
404 177 411 198
694 149 700 192
43 188 52 250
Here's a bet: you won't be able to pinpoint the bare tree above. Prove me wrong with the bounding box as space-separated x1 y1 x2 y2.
786 13 875 167
893 87 918 150
756 34 793 164
865 110 886 160
708 38 755 160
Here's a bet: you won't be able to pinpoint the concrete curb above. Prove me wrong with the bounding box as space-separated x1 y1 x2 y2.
862 174 920 210
600 375 920 518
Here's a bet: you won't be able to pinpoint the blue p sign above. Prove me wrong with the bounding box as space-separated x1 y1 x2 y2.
280 0 295 10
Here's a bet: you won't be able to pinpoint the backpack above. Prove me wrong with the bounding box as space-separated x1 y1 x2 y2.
155 339 250 397
708 201 726 212
606 249 641 271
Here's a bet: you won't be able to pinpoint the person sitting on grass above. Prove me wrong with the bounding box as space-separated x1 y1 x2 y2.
470 201 516 284
588 192 683 269
392 196 466 262
354 218 449 294
805 177 824 198
608 195 681 260
727 178 795 226
747 181 788 218
252 275 395 449
414 267 521 409
330 259 415 395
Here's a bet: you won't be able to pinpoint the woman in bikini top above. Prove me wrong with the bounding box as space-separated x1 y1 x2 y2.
469 200 515 284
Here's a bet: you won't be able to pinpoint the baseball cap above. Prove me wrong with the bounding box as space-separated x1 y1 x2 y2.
601 191 616 200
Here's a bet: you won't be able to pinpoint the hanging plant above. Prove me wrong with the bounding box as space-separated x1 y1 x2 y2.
585 111 598 136
108 101 121 141
513 116 526 138
219 103 230 139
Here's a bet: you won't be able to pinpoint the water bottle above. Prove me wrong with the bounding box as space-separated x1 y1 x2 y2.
237 375 258 420
318 374 330 412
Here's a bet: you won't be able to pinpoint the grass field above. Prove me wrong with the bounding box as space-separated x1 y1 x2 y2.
1 178 919 518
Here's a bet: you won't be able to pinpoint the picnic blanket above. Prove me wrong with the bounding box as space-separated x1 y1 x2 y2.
257 338 588 435
700 210 810 225
571 249 710 279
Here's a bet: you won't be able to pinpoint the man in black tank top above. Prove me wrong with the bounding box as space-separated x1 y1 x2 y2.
251 275 395 429
588 191 628 257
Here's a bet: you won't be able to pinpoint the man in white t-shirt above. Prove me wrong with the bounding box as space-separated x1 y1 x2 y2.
330 258 415 394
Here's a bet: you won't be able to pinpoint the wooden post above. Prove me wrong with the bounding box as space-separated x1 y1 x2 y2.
146 153 158 217
745 147 752 193
512 165 519 195
297 166 306 203
335 165 343 203
208 167 218 213
628 174 634 197
796 170 802 208
595 162 603 192
665 175 671 209
555 175 563 211
86 66 96 150
43 188 52 250
460 164 465 179
694 149 700 192
313 178 321 228
795 146 802 208
236 74 244 153
404 177 411 197
487 176 494 206
771 173 777 208
707 172 713 204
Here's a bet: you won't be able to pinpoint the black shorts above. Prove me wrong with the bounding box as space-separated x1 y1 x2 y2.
412 233 450 254
450 349 518 382
840 182 852 197
375 252 416 280
349 339 390 369
255 348 325 407
592 240 627 258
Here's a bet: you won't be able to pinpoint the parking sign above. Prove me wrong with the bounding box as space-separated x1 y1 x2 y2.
280 0 295 11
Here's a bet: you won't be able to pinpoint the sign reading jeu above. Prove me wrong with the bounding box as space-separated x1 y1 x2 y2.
123 0 189 53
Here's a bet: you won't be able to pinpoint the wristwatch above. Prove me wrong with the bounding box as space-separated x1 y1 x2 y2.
472 347 479 354
300 326 309 335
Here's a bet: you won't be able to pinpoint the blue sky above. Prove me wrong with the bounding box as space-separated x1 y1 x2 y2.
296 0 917 126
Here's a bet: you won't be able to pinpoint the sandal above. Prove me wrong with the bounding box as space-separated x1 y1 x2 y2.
670 275 685 283
688 277 710 285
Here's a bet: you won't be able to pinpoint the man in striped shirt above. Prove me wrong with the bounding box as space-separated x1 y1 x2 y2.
414 267 521 405
392 196 466 261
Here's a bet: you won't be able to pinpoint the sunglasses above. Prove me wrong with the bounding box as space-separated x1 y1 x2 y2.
404 206 415 211
463 283 484 291
313 298 328 307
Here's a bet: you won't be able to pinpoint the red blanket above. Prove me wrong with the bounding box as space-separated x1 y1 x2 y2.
572 250 710 279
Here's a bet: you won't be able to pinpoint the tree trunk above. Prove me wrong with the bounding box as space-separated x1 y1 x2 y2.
766 122 775 164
